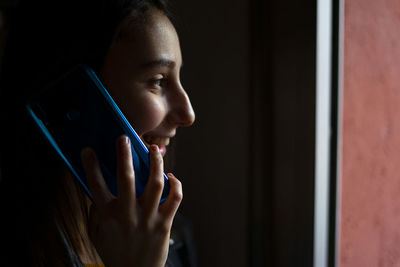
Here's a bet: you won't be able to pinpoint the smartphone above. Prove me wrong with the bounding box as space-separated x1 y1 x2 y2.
26 64 170 203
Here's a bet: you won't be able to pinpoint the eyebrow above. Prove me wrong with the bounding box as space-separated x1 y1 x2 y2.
142 59 177 69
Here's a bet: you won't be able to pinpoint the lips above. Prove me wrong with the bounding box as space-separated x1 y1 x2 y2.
141 135 171 156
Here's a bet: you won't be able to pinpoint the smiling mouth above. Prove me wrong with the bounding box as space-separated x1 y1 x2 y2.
142 136 170 156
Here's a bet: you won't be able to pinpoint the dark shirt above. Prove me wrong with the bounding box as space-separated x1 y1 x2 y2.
166 213 198 267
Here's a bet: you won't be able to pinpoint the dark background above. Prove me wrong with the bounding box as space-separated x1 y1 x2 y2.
172 0 317 266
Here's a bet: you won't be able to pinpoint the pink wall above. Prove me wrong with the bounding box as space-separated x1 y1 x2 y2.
340 0 400 266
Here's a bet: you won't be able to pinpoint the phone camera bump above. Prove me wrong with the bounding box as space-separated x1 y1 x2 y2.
66 109 81 121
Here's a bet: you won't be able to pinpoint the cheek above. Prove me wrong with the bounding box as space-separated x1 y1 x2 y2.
120 94 166 135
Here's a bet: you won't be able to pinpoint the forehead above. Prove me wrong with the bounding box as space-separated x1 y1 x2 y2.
109 9 182 68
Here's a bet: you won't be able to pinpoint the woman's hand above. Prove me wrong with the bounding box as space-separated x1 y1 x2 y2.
80 135 182 267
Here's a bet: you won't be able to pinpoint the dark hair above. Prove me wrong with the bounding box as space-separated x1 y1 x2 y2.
0 0 170 265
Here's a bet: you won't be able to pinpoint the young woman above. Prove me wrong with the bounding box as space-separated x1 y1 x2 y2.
0 0 196 266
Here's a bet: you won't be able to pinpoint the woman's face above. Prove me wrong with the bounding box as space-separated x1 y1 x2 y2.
100 9 195 157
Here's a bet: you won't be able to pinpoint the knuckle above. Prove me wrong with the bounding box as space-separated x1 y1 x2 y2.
138 220 154 234
157 222 171 236
124 213 138 228
151 178 164 192
170 178 183 202
152 152 163 166
171 188 183 203
173 178 182 190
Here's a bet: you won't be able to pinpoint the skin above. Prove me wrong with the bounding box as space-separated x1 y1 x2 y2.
100 8 195 155
80 8 195 267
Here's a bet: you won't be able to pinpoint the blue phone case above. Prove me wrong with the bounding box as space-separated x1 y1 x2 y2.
26 64 170 203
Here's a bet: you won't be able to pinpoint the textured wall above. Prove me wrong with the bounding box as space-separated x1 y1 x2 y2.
340 0 400 266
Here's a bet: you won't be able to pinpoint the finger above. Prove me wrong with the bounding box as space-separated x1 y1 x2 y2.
141 145 165 217
158 173 183 221
116 135 136 211
81 147 113 209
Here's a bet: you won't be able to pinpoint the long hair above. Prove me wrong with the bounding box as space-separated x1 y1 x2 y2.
0 0 170 265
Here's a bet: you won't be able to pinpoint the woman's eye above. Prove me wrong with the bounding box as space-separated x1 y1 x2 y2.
149 78 165 88
153 79 162 86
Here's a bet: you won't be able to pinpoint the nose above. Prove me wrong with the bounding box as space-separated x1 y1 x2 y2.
167 84 195 127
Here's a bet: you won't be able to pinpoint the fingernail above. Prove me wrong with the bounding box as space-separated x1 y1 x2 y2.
167 173 174 178
150 144 159 152
124 136 130 145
